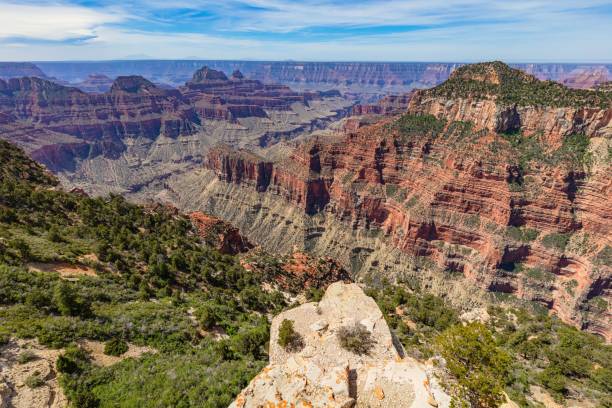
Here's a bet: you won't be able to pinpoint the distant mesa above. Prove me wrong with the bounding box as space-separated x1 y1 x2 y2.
231 70 245 80
0 62 49 80
190 66 229 83
110 75 158 93
72 74 114 93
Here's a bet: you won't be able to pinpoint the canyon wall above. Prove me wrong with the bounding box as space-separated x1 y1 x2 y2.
184 63 611 340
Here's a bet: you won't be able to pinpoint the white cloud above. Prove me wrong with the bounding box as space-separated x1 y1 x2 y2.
0 0 610 62
0 2 126 41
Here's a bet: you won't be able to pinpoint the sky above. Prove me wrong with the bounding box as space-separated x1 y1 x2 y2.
0 0 611 62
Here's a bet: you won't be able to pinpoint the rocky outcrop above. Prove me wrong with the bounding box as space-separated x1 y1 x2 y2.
189 211 253 255
180 66 331 122
205 145 331 214
242 250 351 292
230 282 450 407
350 93 413 116
198 63 611 341
561 67 610 89
0 339 67 408
408 62 612 146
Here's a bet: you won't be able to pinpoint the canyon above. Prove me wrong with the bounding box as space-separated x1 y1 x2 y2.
0 66 350 194
1 61 610 343
134 62 611 341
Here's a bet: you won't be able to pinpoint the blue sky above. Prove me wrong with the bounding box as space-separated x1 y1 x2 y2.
0 0 611 62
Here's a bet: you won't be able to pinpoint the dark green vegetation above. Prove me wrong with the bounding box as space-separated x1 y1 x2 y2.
25 372 46 388
506 226 539 243
390 113 447 141
428 61 612 108
500 130 592 173
0 140 288 407
437 323 511 408
367 281 611 407
104 338 128 356
337 323 376 355
541 233 572 252
277 319 303 352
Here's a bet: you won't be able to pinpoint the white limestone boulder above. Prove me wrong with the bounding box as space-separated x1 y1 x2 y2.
229 282 450 408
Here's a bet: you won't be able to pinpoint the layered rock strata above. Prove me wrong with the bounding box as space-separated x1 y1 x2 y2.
193 63 611 340
0 67 350 176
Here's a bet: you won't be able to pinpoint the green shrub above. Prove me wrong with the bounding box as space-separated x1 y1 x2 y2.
25 371 45 388
337 323 376 355
524 267 554 282
52 281 91 317
553 133 592 168
539 367 567 395
507 226 539 242
541 233 571 252
306 287 324 302
56 346 89 375
104 338 129 357
436 323 511 408
277 319 303 352
594 245 612 266
464 214 481 229
394 114 446 141
48 226 65 243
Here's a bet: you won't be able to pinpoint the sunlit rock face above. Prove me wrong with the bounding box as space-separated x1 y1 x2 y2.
230 282 450 408
193 63 611 341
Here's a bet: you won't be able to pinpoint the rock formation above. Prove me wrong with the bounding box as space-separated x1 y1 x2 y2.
180 66 330 122
189 211 253 255
0 67 349 175
350 93 414 116
0 339 67 408
188 62 611 341
0 75 199 171
408 61 612 146
242 250 351 292
230 282 450 407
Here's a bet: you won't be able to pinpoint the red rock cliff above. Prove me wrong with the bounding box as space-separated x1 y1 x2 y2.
204 62 612 340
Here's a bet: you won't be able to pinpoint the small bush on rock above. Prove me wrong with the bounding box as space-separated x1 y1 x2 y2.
25 371 45 388
337 323 376 355
277 319 303 352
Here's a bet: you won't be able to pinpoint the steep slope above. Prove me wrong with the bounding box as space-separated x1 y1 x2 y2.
408 61 611 146
162 62 611 340
0 139 351 407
